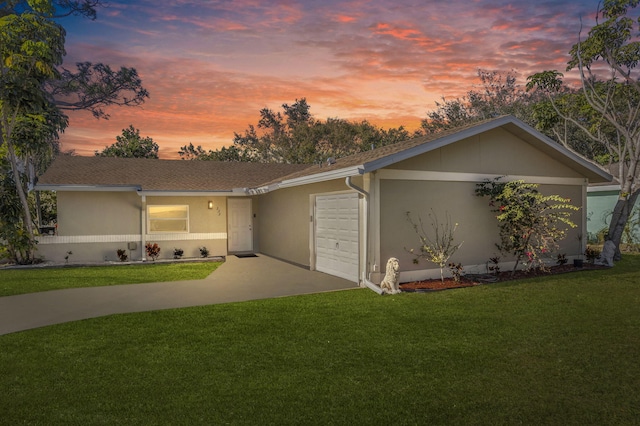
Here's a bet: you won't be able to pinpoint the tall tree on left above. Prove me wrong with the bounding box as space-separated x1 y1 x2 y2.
0 1 66 264
0 0 148 264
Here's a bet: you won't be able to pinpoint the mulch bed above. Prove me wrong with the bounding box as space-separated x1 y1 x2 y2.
399 263 610 292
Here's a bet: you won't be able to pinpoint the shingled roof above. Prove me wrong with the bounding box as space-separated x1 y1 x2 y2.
37 116 612 193
37 156 310 192
265 115 612 186
37 121 481 193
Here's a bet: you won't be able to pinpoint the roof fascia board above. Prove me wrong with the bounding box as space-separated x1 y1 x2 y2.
34 185 140 192
587 184 620 192
377 169 587 186
245 184 281 195
278 166 363 188
137 190 235 197
228 187 275 196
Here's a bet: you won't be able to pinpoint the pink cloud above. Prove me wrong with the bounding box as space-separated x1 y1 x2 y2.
334 15 356 23
58 0 603 159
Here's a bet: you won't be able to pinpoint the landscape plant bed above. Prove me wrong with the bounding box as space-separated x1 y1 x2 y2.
0 256 225 270
400 263 610 292
400 277 480 292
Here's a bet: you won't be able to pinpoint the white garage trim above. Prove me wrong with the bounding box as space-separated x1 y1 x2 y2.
313 192 360 282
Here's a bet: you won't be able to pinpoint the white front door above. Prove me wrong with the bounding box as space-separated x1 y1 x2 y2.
228 198 253 252
314 193 359 282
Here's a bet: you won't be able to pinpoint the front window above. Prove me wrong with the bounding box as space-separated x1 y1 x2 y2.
148 205 189 233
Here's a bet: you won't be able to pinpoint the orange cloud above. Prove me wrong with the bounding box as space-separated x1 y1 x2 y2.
335 14 356 23
57 0 599 159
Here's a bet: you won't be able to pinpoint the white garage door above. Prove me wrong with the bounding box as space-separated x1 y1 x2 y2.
315 193 359 282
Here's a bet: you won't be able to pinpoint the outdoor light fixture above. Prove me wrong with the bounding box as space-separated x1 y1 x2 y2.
208 201 213 209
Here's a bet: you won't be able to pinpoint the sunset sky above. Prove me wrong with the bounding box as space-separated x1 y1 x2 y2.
58 0 602 158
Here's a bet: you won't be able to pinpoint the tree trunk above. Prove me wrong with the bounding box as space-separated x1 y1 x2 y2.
6 140 37 263
607 189 640 261
29 160 43 228
511 254 521 276
35 190 43 229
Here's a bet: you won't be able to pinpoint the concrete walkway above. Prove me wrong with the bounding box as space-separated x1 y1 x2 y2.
0 254 357 335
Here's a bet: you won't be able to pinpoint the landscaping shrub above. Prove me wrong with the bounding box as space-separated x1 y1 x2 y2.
476 178 578 274
117 249 128 262
488 255 501 275
556 253 568 265
585 246 601 264
145 243 160 261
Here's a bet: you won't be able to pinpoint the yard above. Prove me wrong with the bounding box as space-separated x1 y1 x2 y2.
1 257 639 424
0 261 222 297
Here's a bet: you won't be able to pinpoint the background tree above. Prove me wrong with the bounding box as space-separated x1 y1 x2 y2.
96 125 158 158
310 118 410 161
0 1 104 19
527 0 640 260
420 69 542 134
528 82 613 162
49 62 148 119
232 98 315 163
419 68 608 163
187 98 410 163
178 143 252 161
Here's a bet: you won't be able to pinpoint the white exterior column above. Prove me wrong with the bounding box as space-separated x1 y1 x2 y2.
140 194 147 261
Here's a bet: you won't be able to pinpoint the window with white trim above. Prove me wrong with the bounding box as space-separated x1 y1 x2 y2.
148 205 189 233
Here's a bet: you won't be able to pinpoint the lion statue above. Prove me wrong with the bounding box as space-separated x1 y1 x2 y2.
380 257 400 294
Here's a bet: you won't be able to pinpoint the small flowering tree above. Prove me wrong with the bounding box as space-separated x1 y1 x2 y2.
406 210 463 282
475 178 579 274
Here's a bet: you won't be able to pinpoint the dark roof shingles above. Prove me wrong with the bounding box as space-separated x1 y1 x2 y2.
38 156 309 191
40 117 606 191
38 120 494 191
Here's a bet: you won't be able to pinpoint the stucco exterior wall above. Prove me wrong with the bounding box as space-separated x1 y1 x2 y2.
57 191 141 235
144 195 228 260
387 128 584 178
586 190 617 242
256 178 358 267
37 192 229 263
376 128 587 281
380 180 496 273
250 197 260 251
36 242 140 264
379 180 584 280
586 190 640 243
146 195 227 234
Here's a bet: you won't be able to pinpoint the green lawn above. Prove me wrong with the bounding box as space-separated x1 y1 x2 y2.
1 257 639 424
0 261 222 296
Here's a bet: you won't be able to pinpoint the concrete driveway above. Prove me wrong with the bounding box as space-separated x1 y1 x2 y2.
0 254 356 335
